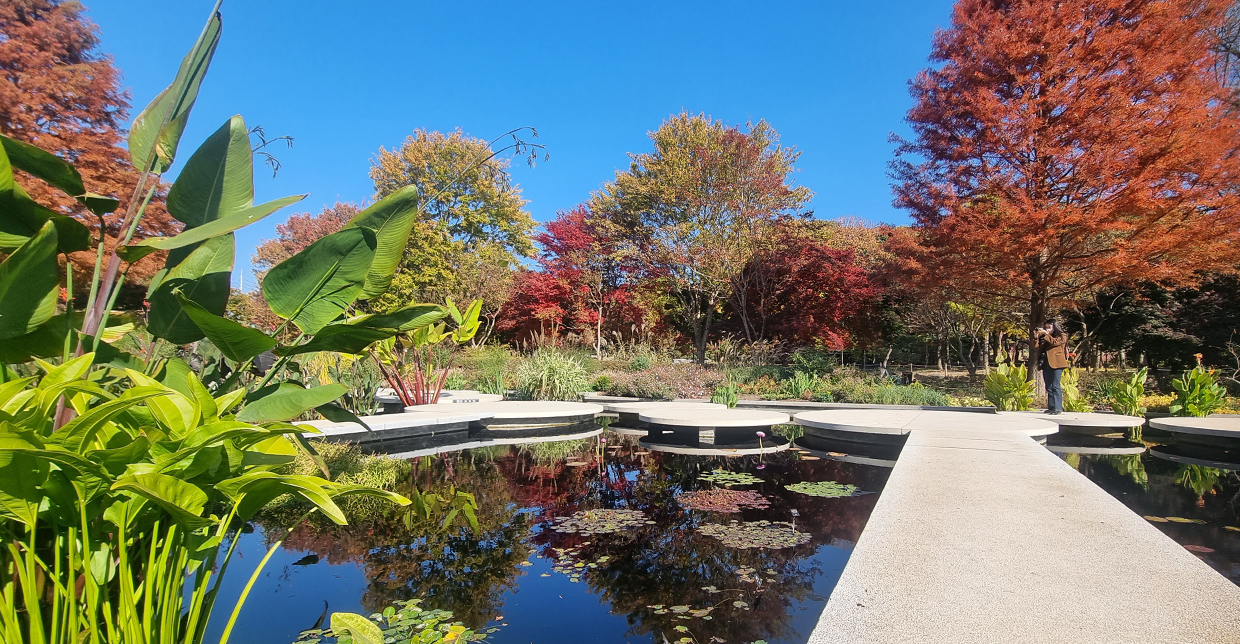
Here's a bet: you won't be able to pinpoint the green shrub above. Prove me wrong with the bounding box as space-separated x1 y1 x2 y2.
515 349 591 401
1170 365 1227 417
593 374 613 392
443 372 469 390
1062 367 1094 412
983 363 1036 410
474 373 507 396
780 370 823 400
790 344 836 376
711 382 740 408
630 354 653 371
601 364 723 400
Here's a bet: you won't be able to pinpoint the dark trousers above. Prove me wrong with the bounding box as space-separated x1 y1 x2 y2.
1043 367 1064 413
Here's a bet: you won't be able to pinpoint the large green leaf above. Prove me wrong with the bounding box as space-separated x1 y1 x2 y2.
166 115 254 227
216 471 346 523
344 186 419 298
128 2 222 174
147 234 234 344
0 135 119 215
0 313 72 362
122 195 305 261
111 472 211 529
0 143 93 252
348 304 446 331
0 425 47 525
262 227 376 334
274 323 394 356
0 220 60 339
174 291 275 362
236 382 349 424
331 613 385 644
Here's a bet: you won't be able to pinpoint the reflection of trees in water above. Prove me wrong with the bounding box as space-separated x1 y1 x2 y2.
268 436 888 639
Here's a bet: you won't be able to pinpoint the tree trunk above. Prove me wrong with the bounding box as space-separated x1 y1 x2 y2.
595 305 604 360
982 331 991 374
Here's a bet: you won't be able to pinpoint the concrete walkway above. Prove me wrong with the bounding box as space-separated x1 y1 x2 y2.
810 422 1240 644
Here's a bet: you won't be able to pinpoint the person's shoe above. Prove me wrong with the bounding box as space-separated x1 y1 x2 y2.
1050 410 1063 415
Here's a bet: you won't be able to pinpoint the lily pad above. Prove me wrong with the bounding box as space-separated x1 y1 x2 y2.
678 489 771 513
1144 515 1169 523
699 469 763 487
1165 517 1207 524
698 520 811 550
1225 526 1240 532
785 480 868 498
550 509 651 535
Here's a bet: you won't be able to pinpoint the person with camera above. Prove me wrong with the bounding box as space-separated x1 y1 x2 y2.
1033 320 1069 415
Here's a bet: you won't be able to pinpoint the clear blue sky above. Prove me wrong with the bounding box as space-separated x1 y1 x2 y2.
84 0 955 285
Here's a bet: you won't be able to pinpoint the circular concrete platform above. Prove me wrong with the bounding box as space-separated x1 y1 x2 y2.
384 427 604 460
607 401 727 428
638 408 790 428
794 409 1059 441
1149 416 1240 448
403 401 602 427
1149 446 1240 472
1000 411 1145 435
639 435 790 456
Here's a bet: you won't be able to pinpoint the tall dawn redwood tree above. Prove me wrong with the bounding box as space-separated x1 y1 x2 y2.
892 0 1240 372
0 0 180 284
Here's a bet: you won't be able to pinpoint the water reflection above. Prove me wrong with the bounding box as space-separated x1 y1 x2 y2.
1055 434 1240 585
253 434 888 643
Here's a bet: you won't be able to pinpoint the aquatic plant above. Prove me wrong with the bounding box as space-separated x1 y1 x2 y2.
292 598 498 644
784 480 868 498
983 362 1035 410
1061 367 1094 412
697 520 811 549
711 381 740 408
699 469 763 487
1106 368 1147 440
1170 365 1227 417
548 509 654 535
677 489 771 513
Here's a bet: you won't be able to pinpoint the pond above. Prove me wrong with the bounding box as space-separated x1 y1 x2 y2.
205 430 890 644
1050 433 1240 585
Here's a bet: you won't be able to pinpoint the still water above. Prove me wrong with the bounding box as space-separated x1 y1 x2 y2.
207 431 889 644
1051 433 1240 584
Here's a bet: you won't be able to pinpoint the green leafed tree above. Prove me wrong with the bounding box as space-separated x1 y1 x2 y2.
592 113 812 363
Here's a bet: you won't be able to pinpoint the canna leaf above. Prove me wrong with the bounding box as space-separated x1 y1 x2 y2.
112 472 212 529
236 383 349 424
261 227 376 334
343 186 419 299
0 220 60 339
175 290 276 361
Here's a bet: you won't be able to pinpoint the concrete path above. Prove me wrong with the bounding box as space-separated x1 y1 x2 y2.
811 422 1240 644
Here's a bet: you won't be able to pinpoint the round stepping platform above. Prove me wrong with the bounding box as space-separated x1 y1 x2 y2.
1149 445 1240 472
999 411 1145 435
383 427 604 460
638 408 790 429
606 401 727 428
791 440 898 468
794 409 1058 445
606 425 648 437
1045 442 1146 456
1149 416 1240 448
639 435 790 456
403 400 602 427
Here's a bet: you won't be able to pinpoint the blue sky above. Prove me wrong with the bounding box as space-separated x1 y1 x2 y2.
85 0 955 284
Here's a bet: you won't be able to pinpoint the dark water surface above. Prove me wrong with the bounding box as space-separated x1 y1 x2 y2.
208 431 889 644
1052 433 1240 585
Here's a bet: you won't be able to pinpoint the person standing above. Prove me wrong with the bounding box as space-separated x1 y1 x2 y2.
1033 320 1069 414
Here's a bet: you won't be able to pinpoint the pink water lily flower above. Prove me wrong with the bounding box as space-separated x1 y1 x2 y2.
755 431 766 438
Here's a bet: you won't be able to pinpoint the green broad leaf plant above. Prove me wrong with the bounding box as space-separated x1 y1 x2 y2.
0 4 481 644
982 361 1035 411
1170 361 1227 418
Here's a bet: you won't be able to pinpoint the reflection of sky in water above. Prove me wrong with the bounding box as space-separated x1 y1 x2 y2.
203 436 888 644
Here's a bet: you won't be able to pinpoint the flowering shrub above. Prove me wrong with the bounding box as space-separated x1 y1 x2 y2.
600 364 724 399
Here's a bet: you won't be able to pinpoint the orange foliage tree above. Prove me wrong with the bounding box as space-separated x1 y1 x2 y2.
892 0 1240 371
0 0 180 286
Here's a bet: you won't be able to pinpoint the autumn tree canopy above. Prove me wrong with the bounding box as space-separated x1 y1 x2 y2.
0 0 179 284
892 0 1240 371
593 114 813 363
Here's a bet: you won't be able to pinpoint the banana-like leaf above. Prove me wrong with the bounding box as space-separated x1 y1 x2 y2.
166 115 254 227
315 402 372 431
346 304 446 331
127 2 222 174
111 472 212 529
262 227 377 334
49 386 167 454
329 483 411 506
331 613 385 644
0 135 119 215
216 471 346 523
127 369 200 437
125 195 304 260
0 143 95 253
175 291 275 361
0 313 73 362
343 186 419 299
236 382 349 424
274 323 393 356
147 234 234 344
0 221 60 339
0 425 48 525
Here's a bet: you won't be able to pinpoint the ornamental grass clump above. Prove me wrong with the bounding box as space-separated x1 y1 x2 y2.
514 348 590 401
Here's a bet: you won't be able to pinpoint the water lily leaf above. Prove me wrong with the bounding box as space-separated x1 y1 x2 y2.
785 480 868 498
698 469 763 487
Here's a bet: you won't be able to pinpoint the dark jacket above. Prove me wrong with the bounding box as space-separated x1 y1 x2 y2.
1036 332 1069 370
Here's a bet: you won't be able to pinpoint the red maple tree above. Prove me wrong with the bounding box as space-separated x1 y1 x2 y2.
892 0 1240 369
0 0 181 285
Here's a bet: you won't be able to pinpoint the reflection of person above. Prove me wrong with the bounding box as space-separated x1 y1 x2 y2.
1033 320 1068 415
